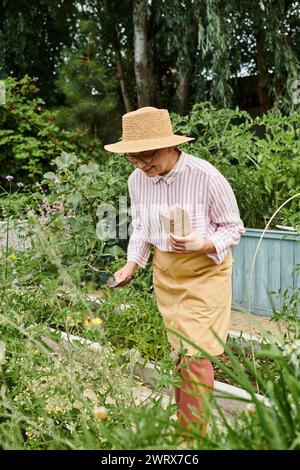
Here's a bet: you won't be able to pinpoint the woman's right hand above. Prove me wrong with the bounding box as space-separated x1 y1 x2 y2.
113 261 138 284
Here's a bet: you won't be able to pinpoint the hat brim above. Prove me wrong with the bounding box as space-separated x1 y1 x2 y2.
104 135 194 153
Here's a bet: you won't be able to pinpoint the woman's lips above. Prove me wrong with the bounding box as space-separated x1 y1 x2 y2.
144 166 154 172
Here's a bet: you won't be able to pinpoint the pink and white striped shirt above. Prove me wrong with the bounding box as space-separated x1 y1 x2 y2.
127 150 245 268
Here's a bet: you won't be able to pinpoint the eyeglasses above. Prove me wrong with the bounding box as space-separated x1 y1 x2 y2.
124 149 158 165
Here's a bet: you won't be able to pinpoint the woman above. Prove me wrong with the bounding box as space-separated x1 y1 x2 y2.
104 106 245 437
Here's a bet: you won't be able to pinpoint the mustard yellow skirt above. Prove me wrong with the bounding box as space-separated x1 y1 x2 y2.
152 247 233 357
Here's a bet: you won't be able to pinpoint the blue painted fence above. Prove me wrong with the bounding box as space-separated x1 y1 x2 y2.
232 228 300 316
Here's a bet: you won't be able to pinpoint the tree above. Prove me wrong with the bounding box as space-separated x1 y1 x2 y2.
197 0 300 113
88 0 134 113
133 0 153 107
54 20 120 146
153 0 203 114
2 0 299 129
0 0 78 105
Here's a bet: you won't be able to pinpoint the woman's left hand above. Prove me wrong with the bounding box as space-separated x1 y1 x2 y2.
169 227 205 253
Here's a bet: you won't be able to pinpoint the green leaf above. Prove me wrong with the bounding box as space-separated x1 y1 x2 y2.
54 151 78 169
104 245 125 257
43 172 58 181
78 162 100 176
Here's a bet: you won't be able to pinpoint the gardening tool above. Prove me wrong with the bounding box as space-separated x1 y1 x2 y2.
106 274 134 288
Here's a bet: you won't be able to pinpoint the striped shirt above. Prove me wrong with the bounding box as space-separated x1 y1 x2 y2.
127 150 245 268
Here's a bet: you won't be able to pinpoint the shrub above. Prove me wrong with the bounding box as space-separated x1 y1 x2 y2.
172 102 300 229
0 76 77 184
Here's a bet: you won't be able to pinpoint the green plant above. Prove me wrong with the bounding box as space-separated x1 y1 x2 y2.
167 308 300 450
0 319 177 450
54 19 121 149
0 209 177 450
0 76 79 184
172 102 300 229
31 150 132 268
270 264 300 341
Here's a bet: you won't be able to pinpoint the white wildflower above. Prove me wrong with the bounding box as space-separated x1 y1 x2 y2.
0 341 6 365
282 339 300 374
246 403 256 416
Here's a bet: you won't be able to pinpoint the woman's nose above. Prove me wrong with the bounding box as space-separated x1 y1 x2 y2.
137 160 148 170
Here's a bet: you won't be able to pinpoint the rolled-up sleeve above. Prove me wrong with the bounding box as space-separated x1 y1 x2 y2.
206 172 245 264
127 174 151 269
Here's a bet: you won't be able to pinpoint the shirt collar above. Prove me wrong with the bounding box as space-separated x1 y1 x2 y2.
150 150 187 185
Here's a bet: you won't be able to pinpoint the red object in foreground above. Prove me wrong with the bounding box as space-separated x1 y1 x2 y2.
175 355 214 437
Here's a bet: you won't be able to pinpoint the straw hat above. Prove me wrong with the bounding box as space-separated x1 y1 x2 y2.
104 106 194 153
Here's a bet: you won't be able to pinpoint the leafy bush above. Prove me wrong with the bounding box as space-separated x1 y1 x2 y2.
25 150 132 269
172 102 300 229
0 76 81 183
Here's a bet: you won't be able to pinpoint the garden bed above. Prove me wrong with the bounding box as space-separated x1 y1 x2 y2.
43 326 269 418
48 288 280 392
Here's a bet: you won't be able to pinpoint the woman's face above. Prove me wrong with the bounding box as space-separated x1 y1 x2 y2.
127 147 180 176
